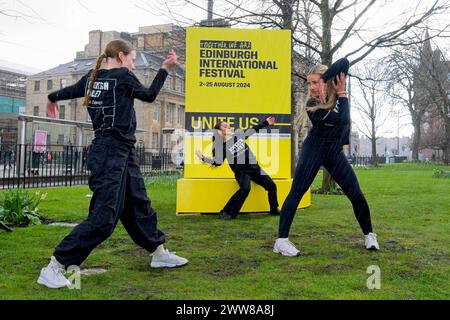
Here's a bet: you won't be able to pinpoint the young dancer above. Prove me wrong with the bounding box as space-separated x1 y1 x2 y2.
38 40 188 289
195 117 280 220
273 58 380 256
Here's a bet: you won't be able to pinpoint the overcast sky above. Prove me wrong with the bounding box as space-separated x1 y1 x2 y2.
1 0 449 139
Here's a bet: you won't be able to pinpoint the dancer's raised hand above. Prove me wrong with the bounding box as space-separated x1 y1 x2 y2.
333 72 347 96
46 100 59 118
162 50 177 71
266 116 276 125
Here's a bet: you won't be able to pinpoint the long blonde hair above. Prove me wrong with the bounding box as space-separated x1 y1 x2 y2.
82 40 134 107
305 64 337 111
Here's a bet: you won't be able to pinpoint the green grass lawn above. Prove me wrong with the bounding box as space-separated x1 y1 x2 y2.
0 163 449 300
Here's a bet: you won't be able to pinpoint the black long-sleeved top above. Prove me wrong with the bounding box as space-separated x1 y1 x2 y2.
306 58 351 145
48 67 168 145
202 120 270 173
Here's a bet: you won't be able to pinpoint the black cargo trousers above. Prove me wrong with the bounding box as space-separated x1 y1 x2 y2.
223 165 279 218
54 136 165 267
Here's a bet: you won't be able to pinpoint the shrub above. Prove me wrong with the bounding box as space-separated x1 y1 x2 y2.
0 190 47 226
432 169 450 179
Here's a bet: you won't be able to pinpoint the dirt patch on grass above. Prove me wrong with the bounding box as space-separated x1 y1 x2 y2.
397 267 422 279
233 232 257 239
315 263 355 273
335 234 362 245
428 251 450 264
258 240 274 250
384 239 409 252
202 256 261 277
116 284 147 297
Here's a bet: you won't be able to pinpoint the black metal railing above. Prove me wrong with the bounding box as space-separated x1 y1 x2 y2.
349 155 387 167
0 144 182 190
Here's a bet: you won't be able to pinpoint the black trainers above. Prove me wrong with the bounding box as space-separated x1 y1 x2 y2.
219 210 234 220
269 208 280 216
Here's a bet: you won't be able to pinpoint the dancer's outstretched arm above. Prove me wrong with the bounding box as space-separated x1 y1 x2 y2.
128 50 177 102
195 148 223 166
243 116 276 139
47 74 90 118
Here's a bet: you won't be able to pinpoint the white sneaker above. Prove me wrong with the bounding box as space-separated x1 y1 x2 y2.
150 247 189 268
37 256 71 289
365 233 380 251
273 238 301 257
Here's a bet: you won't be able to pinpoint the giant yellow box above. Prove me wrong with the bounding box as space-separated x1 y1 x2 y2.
177 27 310 215
177 178 311 214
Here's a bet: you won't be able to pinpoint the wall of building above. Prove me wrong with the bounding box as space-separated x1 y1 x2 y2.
0 69 28 146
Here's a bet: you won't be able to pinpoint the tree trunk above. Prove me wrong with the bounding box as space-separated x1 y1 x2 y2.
411 112 422 161
319 0 337 193
371 112 378 165
371 136 378 166
443 118 450 165
320 5 332 65
321 168 336 193
443 145 449 165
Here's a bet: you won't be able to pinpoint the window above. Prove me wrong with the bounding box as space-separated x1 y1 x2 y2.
165 103 174 123
177 106 185 125
171 77 176 91
57 135 65 145
176 77 182 92
34 81 40 91
163 134 171 149
47 80 53 91
153 103 160 122
46 134 51 146
152 133 159 148
59 105 65 120
60 79 67 89
164 76 171 90
33 106 39 116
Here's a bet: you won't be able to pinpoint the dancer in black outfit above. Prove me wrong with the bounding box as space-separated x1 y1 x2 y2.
273 58 380 256
37 40 188 289
196 117 280 220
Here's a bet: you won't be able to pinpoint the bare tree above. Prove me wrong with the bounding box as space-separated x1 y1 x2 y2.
415 43 450 163
384 29 450 163
385 45 425 161
352 62 391 165
0 1 46 25
146 0 450 185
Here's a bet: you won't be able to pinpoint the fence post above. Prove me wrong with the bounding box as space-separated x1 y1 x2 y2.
17 119 27 180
